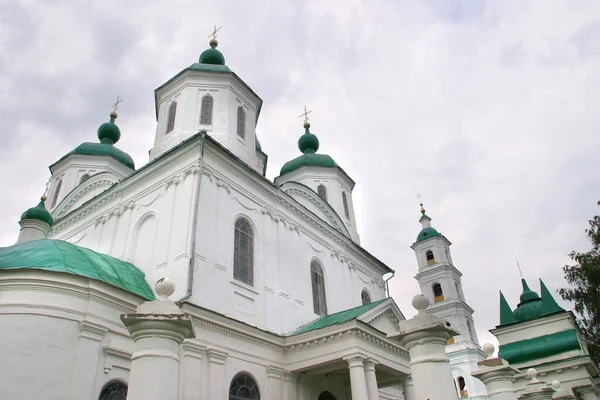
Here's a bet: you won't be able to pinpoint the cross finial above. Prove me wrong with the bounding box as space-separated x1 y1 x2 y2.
416 193 425 214
208 25 222 41
111 95 122 114
517 261 524 279
299 105 313 124
42 178 51 201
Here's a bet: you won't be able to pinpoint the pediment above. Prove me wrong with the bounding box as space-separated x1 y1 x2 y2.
358 299 405 336
53 172 119 218
280 181 350 238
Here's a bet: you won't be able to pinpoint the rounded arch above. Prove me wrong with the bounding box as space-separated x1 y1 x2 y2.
229 371 261 400
79 173 91 185
98 380 128 400
426 250 435 264
361 288 372 305
310 258 328 316
432 282 444 302
130 211 158 270
200 93 214 125
233 216 256 287
318 391 337 400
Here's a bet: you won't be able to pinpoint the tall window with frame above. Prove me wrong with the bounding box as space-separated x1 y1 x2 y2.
50 179 62 208
342 191 350 219
317 184 327 201
361 289 372 305
200 94 213 125
311 260 327 316
234 218 254 286
237 106 246 139
166 101 177 134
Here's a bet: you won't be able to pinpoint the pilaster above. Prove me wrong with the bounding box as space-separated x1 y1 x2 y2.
206 348 228 399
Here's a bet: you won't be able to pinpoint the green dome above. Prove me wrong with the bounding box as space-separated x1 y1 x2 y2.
199 40 225 65
20 198 53 226
513 279 543 322
97 112 121 144
416 226 440 242
0 239 154 300
279 123 337 176
69 142 135 169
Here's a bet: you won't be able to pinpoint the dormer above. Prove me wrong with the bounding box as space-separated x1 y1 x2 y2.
274 121 359 243
47 112 134 212
149 39 266 174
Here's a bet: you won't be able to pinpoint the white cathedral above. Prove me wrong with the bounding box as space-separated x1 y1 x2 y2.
1 37 597 400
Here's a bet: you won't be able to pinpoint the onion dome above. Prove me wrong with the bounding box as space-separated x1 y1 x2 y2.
58 112 134 169
0 239 154 300
513 279 543 322
279 122 337 176
97 111 121 144
20 196 53 226
416 203 441 242
199 39 225 65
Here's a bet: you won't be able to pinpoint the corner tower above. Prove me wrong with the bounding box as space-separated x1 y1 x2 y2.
150 38 267 175
411 203 487 400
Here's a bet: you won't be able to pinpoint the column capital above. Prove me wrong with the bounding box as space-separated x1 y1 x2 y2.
364 358 379 371
182 341 206 360
343 353 368 368
266 365 285 379
283 371 299 383
206 348 228 365
79 320 108 342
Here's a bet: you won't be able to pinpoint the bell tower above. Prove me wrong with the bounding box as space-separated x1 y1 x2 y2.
411 203 487 400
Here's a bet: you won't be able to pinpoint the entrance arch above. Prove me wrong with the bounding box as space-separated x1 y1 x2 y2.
318 391 337 400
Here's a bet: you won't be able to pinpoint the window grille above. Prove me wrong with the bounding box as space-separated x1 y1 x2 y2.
234 218 254 286
311 260 327 315
361 289 372 305
317 184 327 201
342 192 350 219
166 101 177 133
200 94 213 125
98 381 127 400
237 106 246 138
229 373 260 400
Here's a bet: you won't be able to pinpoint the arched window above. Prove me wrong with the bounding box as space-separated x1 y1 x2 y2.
342 191 350 219
317 184 327 201
166 101 177 133
426 250 435 265
311 260 327 316
361 289 372 305
234 218 254 286
237 106 246 138
79 174 91 185
229 373 260 400
99 381 128 400
200 94 214 125
318 392 338 400
458 376 467 398
50 179 62 208
433 283 444 302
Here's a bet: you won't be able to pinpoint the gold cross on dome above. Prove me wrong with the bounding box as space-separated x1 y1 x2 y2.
112 95 123 113
208 25 222 40
43 178 51 197
298 105 313 123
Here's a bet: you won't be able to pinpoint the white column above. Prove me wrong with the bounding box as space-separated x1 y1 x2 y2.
206 348 228 399
266 366 284 400
122 278 195 400
345 355 369 400
392 295 458 400
471 344 519 400
402 376 416 400
364 359 380 400
283 372 298 400
179 341 205 400
67 321 107 400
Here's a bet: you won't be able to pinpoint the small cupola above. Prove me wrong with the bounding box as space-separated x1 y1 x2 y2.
199 38 225 65
416 204 441 242
279 121 337 176
16 196 53 244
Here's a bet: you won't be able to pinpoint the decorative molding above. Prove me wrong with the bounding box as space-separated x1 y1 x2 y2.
233 196 258 212
206 348 228 364
213 263 227 271
56 178 118 219
79 320 108 341
138 192 162 208
308 242 325 253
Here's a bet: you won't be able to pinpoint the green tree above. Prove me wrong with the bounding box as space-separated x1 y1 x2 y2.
560 208 600 367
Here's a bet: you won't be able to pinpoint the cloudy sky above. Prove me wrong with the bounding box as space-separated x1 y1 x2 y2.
1 0 600 346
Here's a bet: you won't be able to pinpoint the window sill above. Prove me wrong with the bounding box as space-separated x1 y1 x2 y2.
231 279 259 295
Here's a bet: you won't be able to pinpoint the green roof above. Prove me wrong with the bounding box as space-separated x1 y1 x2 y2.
416 226 440 242
279 124 338 176
498 279 565 327
188 63 232 73
21 198 53 226
291 298 388 335
498 329 581 364
67 142 135 169
0 239 154 300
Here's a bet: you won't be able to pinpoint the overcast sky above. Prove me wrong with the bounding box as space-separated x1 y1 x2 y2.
1 0 600 347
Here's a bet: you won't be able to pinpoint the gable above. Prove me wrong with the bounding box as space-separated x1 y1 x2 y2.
53 172 119 219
